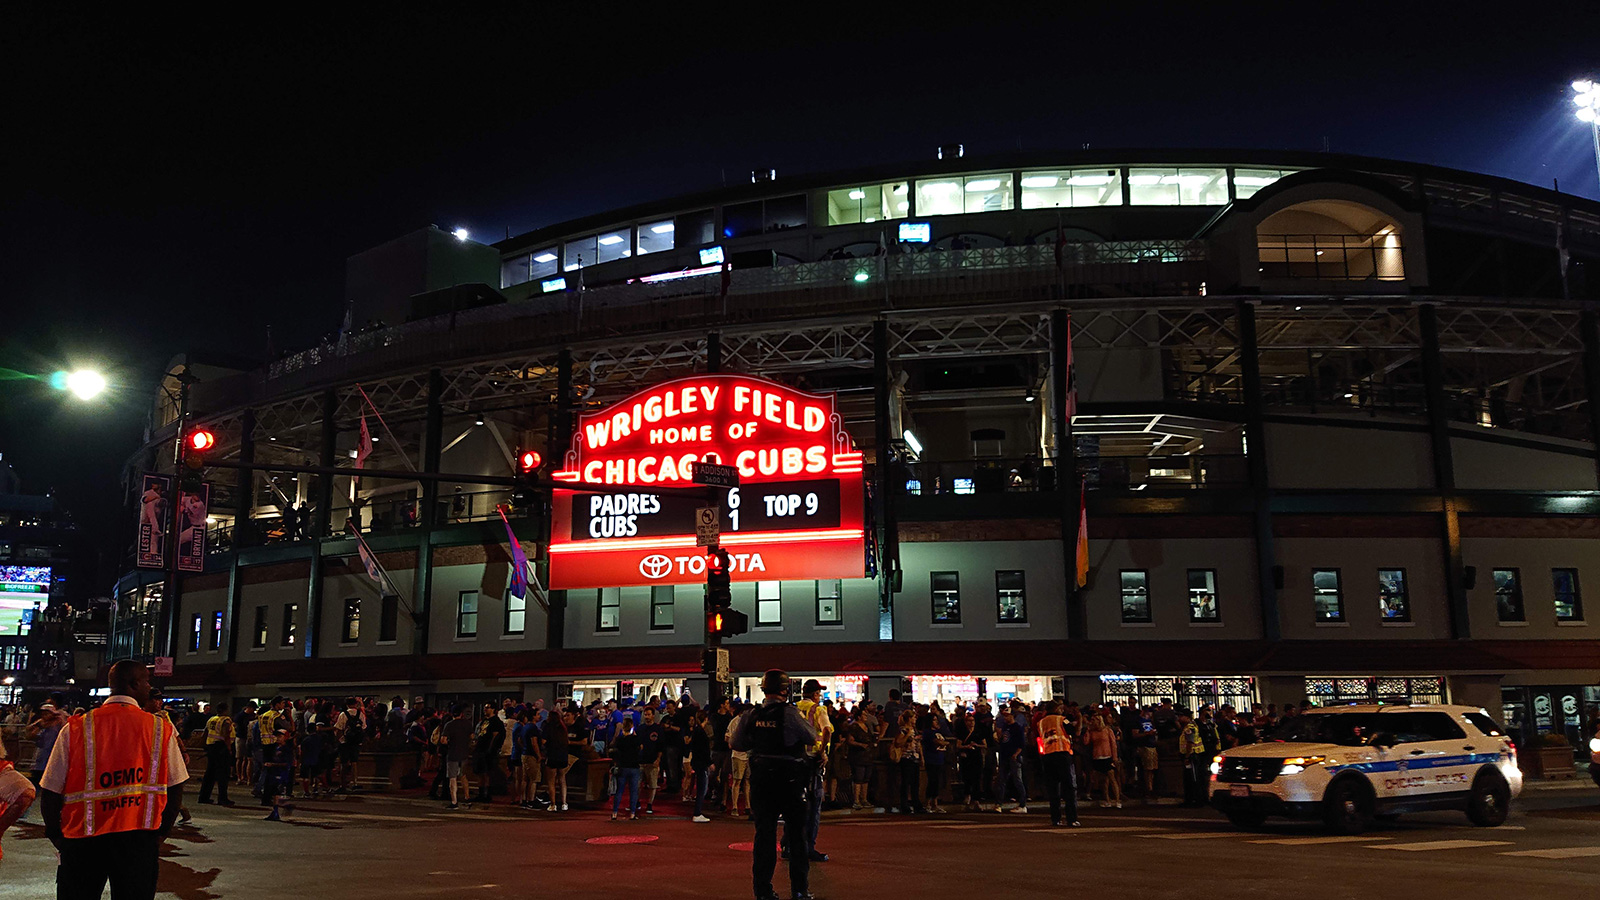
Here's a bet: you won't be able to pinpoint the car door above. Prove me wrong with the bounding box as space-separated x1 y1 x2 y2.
1375 712 1440 799
1413 711 1477 795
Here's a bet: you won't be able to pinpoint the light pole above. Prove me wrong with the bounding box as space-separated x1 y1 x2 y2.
1576 79 1600 192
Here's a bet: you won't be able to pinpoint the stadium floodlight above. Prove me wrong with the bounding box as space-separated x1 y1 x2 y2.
1575 78 1600 190
452 227 470 241
65 370 107 400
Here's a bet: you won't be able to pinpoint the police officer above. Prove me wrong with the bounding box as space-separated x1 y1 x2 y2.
784 678 831 863
39 659 189 900
731 669 817 900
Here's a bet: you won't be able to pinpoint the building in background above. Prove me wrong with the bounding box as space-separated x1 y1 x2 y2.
110 150 1600 759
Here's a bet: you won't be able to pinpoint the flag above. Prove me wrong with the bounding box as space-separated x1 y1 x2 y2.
356 415 373 469
498 505 530 601
347 519 385 586
1064 313 1078 422
1075 480 1089 589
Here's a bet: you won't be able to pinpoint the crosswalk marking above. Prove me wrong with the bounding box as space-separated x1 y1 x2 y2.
931 822 1050 830
1499 847 1600 859
1025 827 1162 835
1374 840 1515 852
1251 836 1390 846
1143 831 1256 840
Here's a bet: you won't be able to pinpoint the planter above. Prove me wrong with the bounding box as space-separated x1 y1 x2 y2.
1535 745 1577 779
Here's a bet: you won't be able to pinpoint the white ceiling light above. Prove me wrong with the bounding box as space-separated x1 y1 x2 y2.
902 430 923 456
894 184 908 195
1020 175 1060 188
965 179 1002 192
1233 175 1279 186
1066 174 1113 186
650 223 675 234
1127 174 1162 185
848 189 866 200
598 234 625 245
922 181 960 193
533 252 556 263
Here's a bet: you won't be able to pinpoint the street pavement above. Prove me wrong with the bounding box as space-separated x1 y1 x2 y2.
3 781 1598 899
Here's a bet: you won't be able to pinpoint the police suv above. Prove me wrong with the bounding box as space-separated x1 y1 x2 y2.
1209 704 1521 834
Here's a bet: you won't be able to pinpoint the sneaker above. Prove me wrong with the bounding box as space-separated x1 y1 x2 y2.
692 815 711 823
645 804 654 815
1009 805 1029 814
448 803 460 810
611 813 618 821
630 813 638 820
1114 801 1123 809
561 803 569 812
1070 820 1082 827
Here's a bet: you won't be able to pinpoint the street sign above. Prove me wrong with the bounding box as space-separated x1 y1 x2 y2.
691 461 740 488
695 506 720 547
702 648 730 679
153 657 174 677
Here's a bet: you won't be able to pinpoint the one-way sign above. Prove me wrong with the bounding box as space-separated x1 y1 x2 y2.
691 461 740 488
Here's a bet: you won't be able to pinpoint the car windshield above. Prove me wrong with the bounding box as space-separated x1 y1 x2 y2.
1268 713 1389 746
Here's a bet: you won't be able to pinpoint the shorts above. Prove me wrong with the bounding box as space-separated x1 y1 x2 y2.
1136 747 1159 770
851 764 871 785
301 763 321 779
446 760 464 779
729 756 750 786
339 744 362 764
523 757 543 782
1093 757 1114 774
640 762 660 790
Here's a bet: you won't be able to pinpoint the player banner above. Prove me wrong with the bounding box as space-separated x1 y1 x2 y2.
176 482 210 573
136 473 173 570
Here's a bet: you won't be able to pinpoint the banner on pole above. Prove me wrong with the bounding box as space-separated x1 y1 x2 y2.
176 483 210 573
136 473 173 570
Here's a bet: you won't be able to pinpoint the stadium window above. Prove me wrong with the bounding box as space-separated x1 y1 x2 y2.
764 194 807 232
506 591 526 635
996 570 1027 623
1019 169 1124 208
637 219 675 256
596 228 631 264
252 605 268 649
1312 569 1345 622
597 587 621 632
650 585 674 630
379 594 398 642
915 173 1013 216
563 235 598 271
210 610 223 651
1493 568 1525 622
501 253 532 288
756 581 782 627
1232 168 1293 199
282 604 298 647
677 209 716 247
456 591 478 638
826 181 911 225
815 579 842 625
1187 570 1220 623
1128 167 1227 205
723 201 763 239
931 571 961 624
528 247 559 281
341 598 360 644
1378 569 1410 622
1120 570 1151 624
1553 568 1583 622
189 614 202 653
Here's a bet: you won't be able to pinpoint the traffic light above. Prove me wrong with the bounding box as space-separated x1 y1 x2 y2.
512 449 543 510
706 606 748 639
706 547 731 608
518 450 542 474
183 427 216 470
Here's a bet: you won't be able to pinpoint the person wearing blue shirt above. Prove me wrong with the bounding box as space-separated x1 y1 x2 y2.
996 707 1029 814
636 707 665 815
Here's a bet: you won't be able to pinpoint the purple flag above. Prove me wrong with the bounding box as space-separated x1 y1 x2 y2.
498 505 529 600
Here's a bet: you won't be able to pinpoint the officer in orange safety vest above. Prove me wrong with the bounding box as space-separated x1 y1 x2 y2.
39 659 189 900
1035 700 1080 827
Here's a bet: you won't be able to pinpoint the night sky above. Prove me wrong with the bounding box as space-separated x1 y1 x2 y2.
4 6 1597 586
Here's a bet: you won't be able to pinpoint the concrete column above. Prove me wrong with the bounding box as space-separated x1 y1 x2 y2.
223 408 254 663
1419 303 1470 640
304 388 337 659
1237 300 1281 641
1445 674 1501 714
1579 310 1600 485
413 368 444 656
547 348 574 650
873 319 898 641
1052 309 1084 638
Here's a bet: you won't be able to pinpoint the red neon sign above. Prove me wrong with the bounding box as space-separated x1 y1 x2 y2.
548 374 865 589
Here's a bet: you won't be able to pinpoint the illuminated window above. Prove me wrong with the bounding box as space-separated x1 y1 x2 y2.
563 235 598 271
915 174 1013 216
1120 570 1151 623
931 572 961 624
456 591 478 638
189 614 202 653
1187 570 1219 623
756 581 781 627
210 610 223 651
380 595 398 642
252 605 268 649
1553 568 1583 622
637 220 675 256
282 604 298 647
1312 569 1344 622
342 598 360 643
996 570 1026 623
596 228 631 265
1378 569 1410 622
597 587 620 632
1128 168 1227 205
650 585 674 630
1493 568 1525 623
816 579 842 625
506 591 526 635
826 181 911 225
1233 168 1293 199
1019 169 1124 208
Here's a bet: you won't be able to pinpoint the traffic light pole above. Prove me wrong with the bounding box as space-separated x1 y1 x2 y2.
160 377 191 659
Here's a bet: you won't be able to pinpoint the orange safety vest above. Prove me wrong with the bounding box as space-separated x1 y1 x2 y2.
1037 715 1072 755
58 702 176 839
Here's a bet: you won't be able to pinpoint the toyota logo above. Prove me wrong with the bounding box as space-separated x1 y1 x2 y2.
639 555 673 579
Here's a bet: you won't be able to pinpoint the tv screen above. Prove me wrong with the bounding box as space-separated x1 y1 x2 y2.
898 222 931 243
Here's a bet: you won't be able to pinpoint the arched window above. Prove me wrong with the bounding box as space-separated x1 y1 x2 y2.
1256 200 1404 281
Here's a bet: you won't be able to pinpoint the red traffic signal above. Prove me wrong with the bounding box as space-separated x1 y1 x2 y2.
706 547 729 576
187 428 216 453
518 450 542 473
707 606 748 638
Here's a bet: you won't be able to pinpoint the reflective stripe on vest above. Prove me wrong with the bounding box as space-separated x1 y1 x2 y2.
59 705 172 838
1037 715 1071 755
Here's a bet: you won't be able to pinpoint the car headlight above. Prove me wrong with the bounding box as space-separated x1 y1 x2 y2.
1279 756 1326 776
1209 755 1223 776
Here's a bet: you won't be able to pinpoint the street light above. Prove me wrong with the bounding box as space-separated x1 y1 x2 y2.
63 369 107 400
1575 78 1600 191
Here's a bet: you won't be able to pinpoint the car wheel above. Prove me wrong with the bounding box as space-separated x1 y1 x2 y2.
1466 770 1510 827
1227 810 1267 829
1322 777 1373 835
